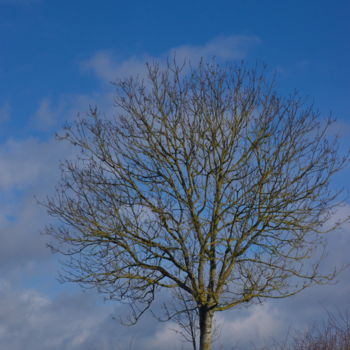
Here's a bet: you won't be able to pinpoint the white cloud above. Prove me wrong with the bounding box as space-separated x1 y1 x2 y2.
0 282 108 350
81 51 150 83
0 136 73 269
145 322 183 349
82 35 261 83
216 303 283 348
169 35 260 64
0 137 68 191
0 281 189 350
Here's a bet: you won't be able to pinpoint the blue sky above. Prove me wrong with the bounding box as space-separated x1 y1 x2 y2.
0 1 350 349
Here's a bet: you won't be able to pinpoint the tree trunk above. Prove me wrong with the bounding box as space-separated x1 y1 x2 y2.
199 306 214 350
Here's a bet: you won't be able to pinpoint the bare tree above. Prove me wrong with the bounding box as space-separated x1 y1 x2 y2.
263 310 350 350
43 59 349 350
161 288 199 350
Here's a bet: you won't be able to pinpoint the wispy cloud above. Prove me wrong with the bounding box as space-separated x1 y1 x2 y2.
31 98 57 131
0 103 10 124
30 92 115 132
81 35 261 83
81 52 150 83
169 35 260 64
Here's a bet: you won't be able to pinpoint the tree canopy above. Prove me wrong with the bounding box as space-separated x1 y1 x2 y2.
44 59 348 350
